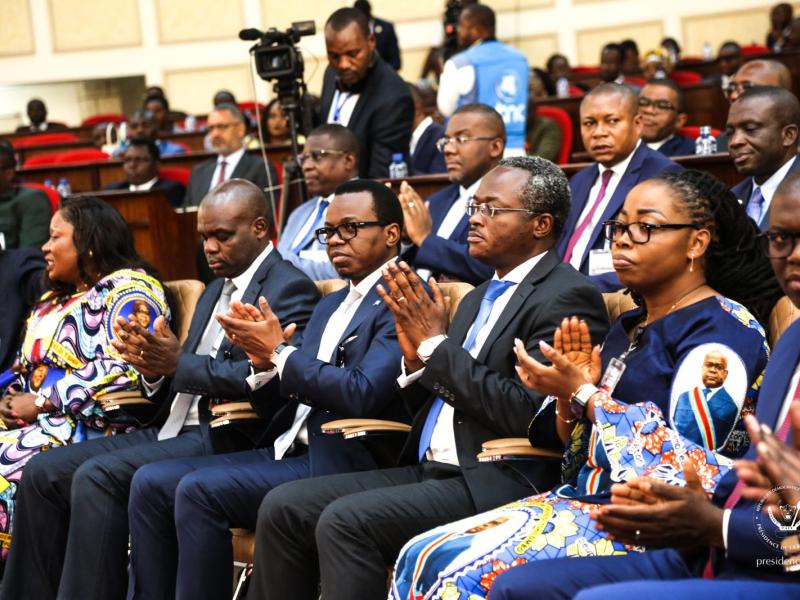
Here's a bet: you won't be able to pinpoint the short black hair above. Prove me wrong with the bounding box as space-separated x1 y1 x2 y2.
719 40 741 54
353 0 371 18
661 37 681 54
620 39 639 55
453 102 506 140
546 53 568 73
642 78 685 112
308 123 359 157
213 102 246 124
462 4 496 34
334 179 404 232
737 85 800 128
127 137 160 161
601 43 623 61
585 82 638 117
0 141 16 170
145 95 170 111
326 7 370 38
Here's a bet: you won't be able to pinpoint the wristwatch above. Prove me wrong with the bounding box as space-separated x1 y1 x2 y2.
34 395 47 411
416 335 447 363
570 383 598 418
272 343 289 356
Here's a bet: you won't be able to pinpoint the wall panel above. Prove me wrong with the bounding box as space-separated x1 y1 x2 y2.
576 20 663 65
49 0 141 51
156 0 245 44
0 0 35 57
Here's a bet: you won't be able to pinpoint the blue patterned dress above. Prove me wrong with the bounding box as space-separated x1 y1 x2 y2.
390 296 769 600
0 268 168 556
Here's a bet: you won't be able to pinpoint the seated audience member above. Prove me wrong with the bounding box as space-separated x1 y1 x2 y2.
557 83 681 290
638 79 695 157
144 95 175 134
621 39 640 75
529 67 556 98
409 83 446 176
0 143 51 249
91 122 117 149
260 98 291 145
599 43 640 91
353 0 401 71
320 8 413 177
212 89 236 107
397 103 502 285
767 2 794 51
716 41 743 89
184 104 277 207
0 180 319 600
641 48 673 81
398 169 780 600
126 179 408 600
277 124 359 280
718 59 793 151
661 37 682 62
245 156 610 600
437 4 529 155
0 248 44 371
488 171 800 600
112 109 186 157
105 138 186 207
0 196 169 563
526 100 562 163
728 87 800 230
546 53 571 82
14 98 68 133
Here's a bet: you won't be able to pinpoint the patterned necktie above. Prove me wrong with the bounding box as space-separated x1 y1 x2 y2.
216 160 228 186
290 199 330 254
157 279 236 440
746 187 765 225
417 279 515 461
563 169 614 264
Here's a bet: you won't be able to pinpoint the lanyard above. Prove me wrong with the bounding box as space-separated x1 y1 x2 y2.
331 91 351 124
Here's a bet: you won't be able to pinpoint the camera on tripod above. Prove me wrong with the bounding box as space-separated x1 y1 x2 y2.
239 21 315 82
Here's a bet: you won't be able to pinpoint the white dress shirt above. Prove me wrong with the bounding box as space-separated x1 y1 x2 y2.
646 134 673 151
744 155 797 221
399 251 547 465
410 116 434 156
568 141 640 269
208 146 246 193
129 176 158 192
326 90 360 127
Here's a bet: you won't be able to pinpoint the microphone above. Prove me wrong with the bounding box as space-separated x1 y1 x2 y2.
239 28 262 41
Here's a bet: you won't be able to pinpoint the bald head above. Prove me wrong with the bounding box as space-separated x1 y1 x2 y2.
584 83 639 118
730 60 792 102
202 179 268 221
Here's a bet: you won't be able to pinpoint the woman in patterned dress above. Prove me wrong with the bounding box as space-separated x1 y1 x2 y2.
0 196 169 556
390 170 783 600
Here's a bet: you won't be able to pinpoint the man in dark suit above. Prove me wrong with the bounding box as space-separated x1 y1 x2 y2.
246 156 610 600
728 87 800 231
557 83 681 291
0 248 44 371
104 138 186 207
0 179 319 600
125 179 408 599
319 8 414 178
183 103 277 207
354 0 401 70
409 83 446 176
14 98 68 133
487 170 800 600
398 103 501 285
639 79 695 157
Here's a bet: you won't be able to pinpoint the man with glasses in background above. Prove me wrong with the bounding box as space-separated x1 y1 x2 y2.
396 103 503 285
638 80 696 157
277 124 360 280
105 138 186 207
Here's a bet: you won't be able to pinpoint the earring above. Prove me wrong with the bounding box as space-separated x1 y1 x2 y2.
88 249 93 258
689 254 694 273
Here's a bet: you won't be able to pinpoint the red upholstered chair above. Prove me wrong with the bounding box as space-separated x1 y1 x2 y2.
20 181 60 214
570 65 599 74
158 167 191 186
741 44 769 56
626 76 647 88
22 153 63 167
670 70 703 85
568 85 585 97
12 133 80 147
56 149 109 164
81 114 127 127
678 56 704 64
535 106 573 165
237 101 265 113
678 126 721 139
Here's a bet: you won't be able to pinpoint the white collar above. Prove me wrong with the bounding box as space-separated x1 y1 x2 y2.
411 116 434 140
129 176 158 191
494 250 547 284
217 146 245 165
459 177 483 201
646 134 674 151
752 155 798 203
229 242 274 292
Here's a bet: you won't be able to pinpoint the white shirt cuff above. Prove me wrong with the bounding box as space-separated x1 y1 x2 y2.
722 508 731 553
246 368 278 390
397 358 425 388
274 346 298 379
140 376 165 397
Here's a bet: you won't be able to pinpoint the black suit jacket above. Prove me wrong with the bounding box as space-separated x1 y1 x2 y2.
656 135 696 157
319 57 414 178
397 250 610 511
183 152 278 207
147 249 320 451
0 249 44 371
14 122 69 134
104 178 186 208
373 17 401 71
411 121 446 176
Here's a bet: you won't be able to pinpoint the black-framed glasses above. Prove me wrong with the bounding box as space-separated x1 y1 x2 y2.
435 135 497 153
603 220 699 244
466 199 534 219
724 81 753 98
315 221 387 244
757 229 800 258
637 97 676 112
298 149 347 164
207 122 236 132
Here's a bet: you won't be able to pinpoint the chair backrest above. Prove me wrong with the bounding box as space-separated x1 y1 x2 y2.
568 84 585 97
741 44 769 57
536 106 573 165
56 149 109 164
19 182 60 214
570 65 599 74
602 290 637 323
626 76 647 88
158 167 191 186
315 278 347 297
164 279 206 345
438 282 475 322
768 296 800 347
81 113 127 127
678 125 721 139
12 133 80 147
22 153 63 167
670 70 702 85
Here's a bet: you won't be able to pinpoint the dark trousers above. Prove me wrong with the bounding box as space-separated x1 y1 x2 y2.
127 447 311 600
247 462 487 600
0 427 208 600
574 580 800 600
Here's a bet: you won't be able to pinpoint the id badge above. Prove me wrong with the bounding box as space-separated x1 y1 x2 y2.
599 357 626 394
588 249 614 276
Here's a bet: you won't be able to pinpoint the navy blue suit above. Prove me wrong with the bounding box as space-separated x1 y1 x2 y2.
575 580 799 600
731 155 800 231
401 183 493 285
556 144 681 291
489 319 800 600
411 121 446 175
125 280 406 600
0 249 319 600
656 135 696 157
0 248 44 372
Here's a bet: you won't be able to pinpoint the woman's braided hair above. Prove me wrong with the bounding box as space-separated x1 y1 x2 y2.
650 169 782 324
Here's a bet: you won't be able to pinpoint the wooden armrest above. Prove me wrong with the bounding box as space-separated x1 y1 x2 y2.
100 390 152 412
477 437 563 462
321 418 412 435
210 401 253 416
209 401 261 428
481 438 533 450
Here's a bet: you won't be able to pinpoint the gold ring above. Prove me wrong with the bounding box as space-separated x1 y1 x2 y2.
396 296 407 303
139 349 144 358
231 333 237 340
635 529 641 541
407 202 415 208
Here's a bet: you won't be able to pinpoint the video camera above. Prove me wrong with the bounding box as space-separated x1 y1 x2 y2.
239 21 315 82
442 0 464 61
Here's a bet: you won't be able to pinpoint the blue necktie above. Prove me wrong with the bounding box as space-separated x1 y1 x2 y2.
291 199 329 254
417 279 515 461
746 187 764 225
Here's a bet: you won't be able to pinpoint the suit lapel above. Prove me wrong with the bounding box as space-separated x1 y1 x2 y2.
336 284 382 346
303 290 345 359
448 282 485 345
757 320 800 430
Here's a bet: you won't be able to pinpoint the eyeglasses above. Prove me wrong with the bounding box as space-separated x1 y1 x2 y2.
466 200 534 219
603 220 699 244
207 122 237 132
757 229 800 258
724 81 753 98
637 97 676 112
298 149 347 164
435 135 497 154
315 221 387 244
